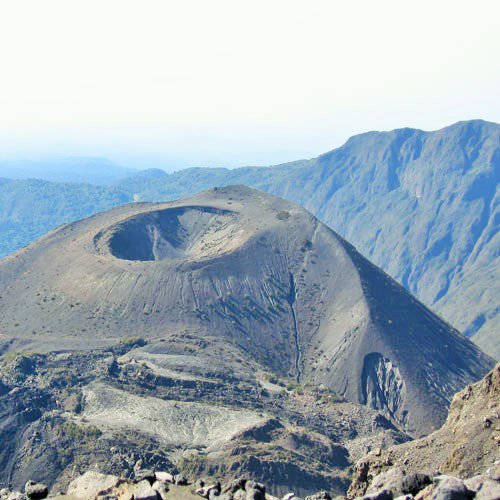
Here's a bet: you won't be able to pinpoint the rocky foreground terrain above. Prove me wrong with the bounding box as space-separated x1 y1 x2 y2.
1 364 498 500
0 187 494 497
0 342 411 497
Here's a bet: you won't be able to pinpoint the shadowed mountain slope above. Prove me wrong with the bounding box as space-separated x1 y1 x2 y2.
0 186 493 437
115 120 500 356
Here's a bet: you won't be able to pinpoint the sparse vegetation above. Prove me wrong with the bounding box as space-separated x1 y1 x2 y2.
276 210 291 220
119 336 146 348
62 421 102 440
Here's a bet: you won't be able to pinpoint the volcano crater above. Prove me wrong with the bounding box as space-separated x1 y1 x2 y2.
102 205 242 262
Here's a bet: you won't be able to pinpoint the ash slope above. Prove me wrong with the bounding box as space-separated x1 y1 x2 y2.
0 186 493 436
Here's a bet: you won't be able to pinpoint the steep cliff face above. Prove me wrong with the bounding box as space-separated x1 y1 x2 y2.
361 354 407 427
0 187 493 437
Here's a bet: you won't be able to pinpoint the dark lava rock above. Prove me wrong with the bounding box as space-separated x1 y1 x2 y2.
132 480 160 500
431 475 471 500
24 481 48 500
402 473 431 496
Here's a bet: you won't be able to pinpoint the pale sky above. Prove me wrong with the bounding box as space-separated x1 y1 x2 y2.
0 0 499 169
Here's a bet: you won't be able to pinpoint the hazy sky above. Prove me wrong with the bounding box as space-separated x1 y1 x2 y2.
0 0 499 170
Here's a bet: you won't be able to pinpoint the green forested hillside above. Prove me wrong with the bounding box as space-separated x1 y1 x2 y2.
0 178 129 256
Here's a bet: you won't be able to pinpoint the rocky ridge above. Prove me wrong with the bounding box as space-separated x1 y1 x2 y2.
0 342 407 498
2 364 498 500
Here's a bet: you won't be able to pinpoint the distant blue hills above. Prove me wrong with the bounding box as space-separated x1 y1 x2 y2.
0 157 137 185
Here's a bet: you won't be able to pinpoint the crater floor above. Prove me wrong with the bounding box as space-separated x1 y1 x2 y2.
103 206 244 262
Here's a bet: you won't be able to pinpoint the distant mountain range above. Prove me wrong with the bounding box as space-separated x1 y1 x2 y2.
0 120 498 357
0 157 136 185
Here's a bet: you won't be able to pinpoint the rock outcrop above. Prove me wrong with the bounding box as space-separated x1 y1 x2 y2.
1 355 499 500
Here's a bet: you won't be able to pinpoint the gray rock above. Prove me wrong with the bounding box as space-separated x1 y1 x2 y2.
222 479 247 494
24 481 48 500
196 482 221 498
245 480 266 500
174 474 188 486
67 471 123 499
305 492 332 499
415 484 434 500
430 476 470 500
132 480 160 500
152 481 169 500
359 490 392 500
209 489 222 500
367 468 430 498
134 469 156 484
402 474 431 496
155 471 174 484
474 479 500 500
366 467 405 496
464 475 487 493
